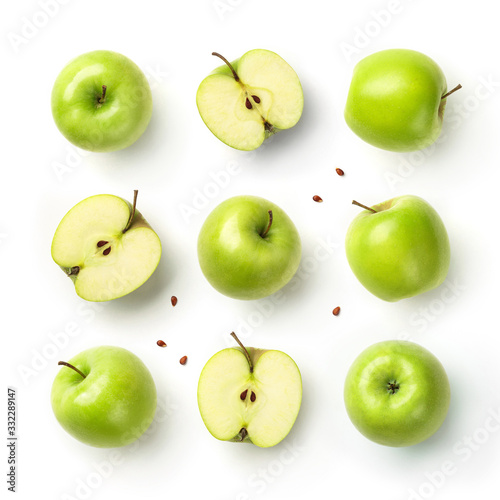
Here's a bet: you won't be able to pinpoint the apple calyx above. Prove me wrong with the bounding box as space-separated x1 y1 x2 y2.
66 266 80 277
230 332 253 372
237 427 249 442
260 210 273 238
441 84 462 100
96 85 107 108
387 380 400 394
352 200 377 214
58 360 86 379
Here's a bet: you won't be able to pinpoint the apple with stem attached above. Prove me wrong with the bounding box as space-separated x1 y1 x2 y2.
197 195 301 300
345 195 450 301
344 340 450 447
51 190 161 301
51 50 153 152
51 346 157 448
196 49 304 150
344 48 461 152
197 332 302 448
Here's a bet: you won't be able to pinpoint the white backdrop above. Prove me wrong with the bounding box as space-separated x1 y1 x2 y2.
2 1 500 499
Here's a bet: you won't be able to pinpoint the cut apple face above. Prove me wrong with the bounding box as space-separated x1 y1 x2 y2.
51 191 161 301
196 49 304 151
197 333 302 448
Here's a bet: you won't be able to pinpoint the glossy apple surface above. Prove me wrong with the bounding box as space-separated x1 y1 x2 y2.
344 340 450 447
345 49 451 152
51 50 152 152
51 346 157 448
345 195 450 301
197 195 301 300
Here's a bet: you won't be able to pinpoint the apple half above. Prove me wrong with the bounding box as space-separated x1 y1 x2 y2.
197 333 302 448
51 190 161 301
196 49 304 150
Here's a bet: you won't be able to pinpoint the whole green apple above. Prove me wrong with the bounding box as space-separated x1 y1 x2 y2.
345 195 450 301
196 49 303 151
198 333 302 448
344 340 451 447
197 195 301 300
51 50 153 152
344 48 461 152
51 346 157 448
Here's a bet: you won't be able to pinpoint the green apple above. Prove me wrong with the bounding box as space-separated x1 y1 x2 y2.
51 190 161 302
51 346 157 448
197 333 302 448
345 195 450 301
344 340 450 447
344 48 461 152
51 50 153 152
197 195 301 300
196 49 303 150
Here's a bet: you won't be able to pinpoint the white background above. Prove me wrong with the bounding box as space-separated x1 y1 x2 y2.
2 1 500 499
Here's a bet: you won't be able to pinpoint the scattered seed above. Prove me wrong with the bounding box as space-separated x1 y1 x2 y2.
313 195 323 203
103 247 111 256
252 95 261 103
240 389 248 401
245 97 252 109
336 168 344 176
156 340 167 347
250 391 256 402
179 355 188 365
333 306 341 316
171 296 178 307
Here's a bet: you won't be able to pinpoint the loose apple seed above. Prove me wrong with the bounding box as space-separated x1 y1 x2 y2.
333 306 341 316
156 340 167 347
171 296 178 307
240 389 248 401
179 356 188 365
313 195 323 203
336 168 344 176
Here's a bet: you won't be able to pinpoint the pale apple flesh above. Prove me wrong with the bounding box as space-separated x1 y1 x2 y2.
196 49 303 151
197 347 302 448
51 193 161 301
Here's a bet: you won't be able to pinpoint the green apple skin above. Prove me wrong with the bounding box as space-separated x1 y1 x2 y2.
51 50 153 152
345 49 448 152
51 346 157 448
344 340 450 447
197 196 301 300
345 195 450 301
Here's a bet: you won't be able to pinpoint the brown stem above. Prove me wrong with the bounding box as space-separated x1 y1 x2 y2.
352 200 377 214
230 332 253 373
261 210 273 238
212 52 239 82
441 84 462 99
99 85 107 103
123 190 138 233
58 361 86 379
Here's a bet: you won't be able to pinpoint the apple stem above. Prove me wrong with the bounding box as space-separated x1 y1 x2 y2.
58 361 86 379
123 190 139 233
260 210 273 238
99 85 107 103
230 332 253 373
352 200 377 214
212 52 240 82
441 84 462 100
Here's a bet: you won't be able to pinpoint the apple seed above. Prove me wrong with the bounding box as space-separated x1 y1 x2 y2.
171 296 178 307
245 97 253 110
97 240 108 247
250 391 256 402
240 389 248 401
103 247 111 256
156 340 167 347
336 168 344 176
333 306 341 316
313 195 323 203
252 95 261 103
179 356 188 365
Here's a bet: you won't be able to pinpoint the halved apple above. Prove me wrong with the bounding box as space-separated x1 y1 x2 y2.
51 190 161 301
197 333 302 448
196 49 304 151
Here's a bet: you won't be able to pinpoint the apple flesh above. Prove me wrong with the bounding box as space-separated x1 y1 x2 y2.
345 195 450 301
344 49 460 152
196 49 303 150
197 195 301 300
51 190 161 301
344 340 450 447
51 50 153 152
197 333 302 448
51 346 157 448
